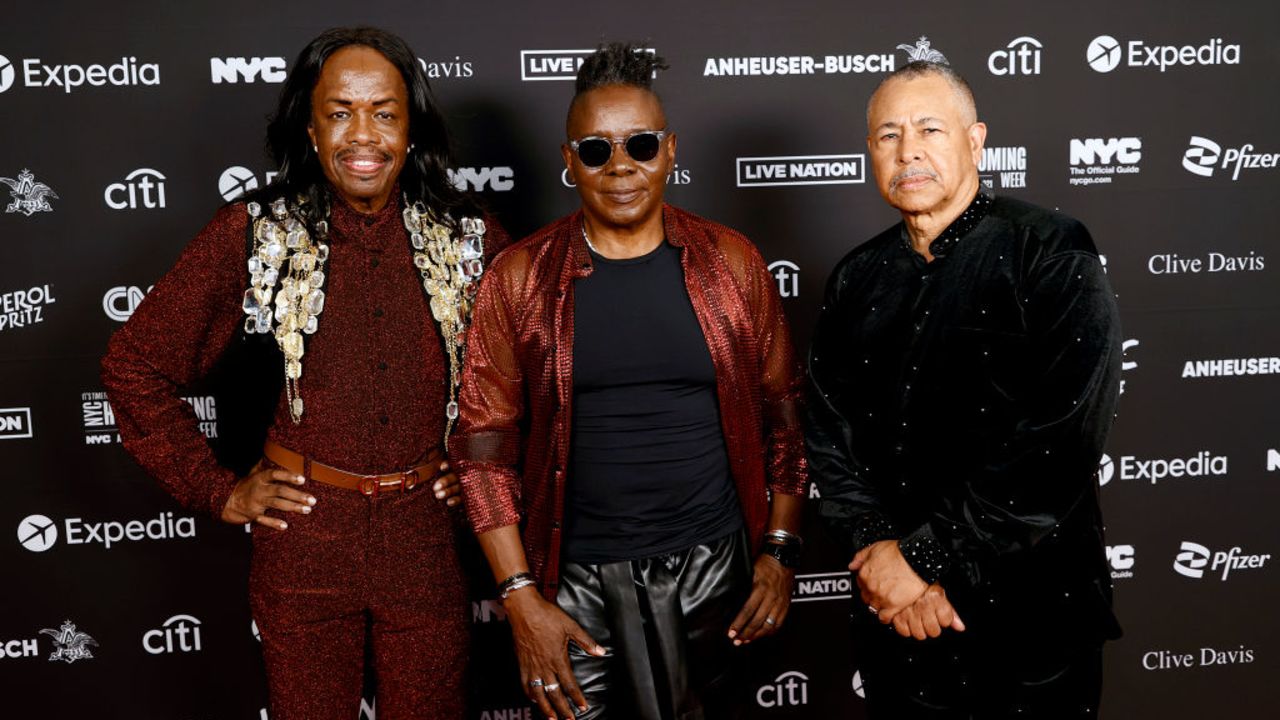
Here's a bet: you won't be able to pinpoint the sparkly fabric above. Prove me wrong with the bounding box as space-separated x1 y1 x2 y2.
102 194 510 514
452 204 809 598
251 475 468 720
807 194 1122 638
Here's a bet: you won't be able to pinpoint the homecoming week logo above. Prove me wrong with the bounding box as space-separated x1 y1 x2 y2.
2 169 58 216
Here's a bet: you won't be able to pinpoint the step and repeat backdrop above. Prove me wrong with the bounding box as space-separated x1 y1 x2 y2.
2 0 1277 717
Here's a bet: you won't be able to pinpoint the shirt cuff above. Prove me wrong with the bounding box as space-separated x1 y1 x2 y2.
849 511 899 553
899 523 951 585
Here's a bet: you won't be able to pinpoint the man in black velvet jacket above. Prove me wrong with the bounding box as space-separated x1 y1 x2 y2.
806 60 1122 719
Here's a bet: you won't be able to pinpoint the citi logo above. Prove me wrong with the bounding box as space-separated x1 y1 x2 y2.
1106 544 1135 579
988 36 1042 76
142 614 203 654
218 165 278 201
737 154 865 187
768 260 799 298
1182 136 1280 181
448 166 513 193
210 57 286 84
1173 541 1270 581
1120 337 1139 394
1087 35 1240 73
103 285 151 322
757 671 809 707
521 48 655 82
104 168 166 210
792 571 853 603
0 407 34 440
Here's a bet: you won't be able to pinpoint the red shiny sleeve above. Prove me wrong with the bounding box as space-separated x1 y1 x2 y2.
100 204 248 515
452 247 527 534
722 233 809 497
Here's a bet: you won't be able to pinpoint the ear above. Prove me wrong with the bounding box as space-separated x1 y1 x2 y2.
307 122 317 151
967 122 988 167
665 132 677 168
560 143 576 185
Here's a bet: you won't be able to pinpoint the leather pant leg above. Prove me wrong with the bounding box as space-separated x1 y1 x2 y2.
555 530 752 720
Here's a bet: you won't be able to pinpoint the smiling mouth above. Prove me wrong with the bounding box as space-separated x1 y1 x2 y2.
340 156 388 176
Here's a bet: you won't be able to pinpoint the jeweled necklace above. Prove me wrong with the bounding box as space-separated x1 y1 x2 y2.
241 194 486 446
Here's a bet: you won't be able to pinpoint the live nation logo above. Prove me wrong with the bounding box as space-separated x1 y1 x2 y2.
792 572 853 603
737 154 865 187
0 407 34 440
521 48 655 81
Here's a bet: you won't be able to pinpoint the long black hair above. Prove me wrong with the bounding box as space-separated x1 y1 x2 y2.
247 26 478 226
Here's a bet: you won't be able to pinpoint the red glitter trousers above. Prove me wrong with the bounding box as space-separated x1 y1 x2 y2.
250 479 468 720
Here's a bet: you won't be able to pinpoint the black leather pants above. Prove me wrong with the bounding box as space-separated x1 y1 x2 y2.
555 530 752 720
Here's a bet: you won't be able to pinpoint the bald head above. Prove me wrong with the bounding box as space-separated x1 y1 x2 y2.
867 61 977 130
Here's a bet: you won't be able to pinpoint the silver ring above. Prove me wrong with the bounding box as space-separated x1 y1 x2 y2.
529 678 545 688
868 606 880 615
545 683 561 692
765 617 776 626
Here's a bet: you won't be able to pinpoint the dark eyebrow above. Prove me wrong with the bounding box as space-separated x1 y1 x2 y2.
323 97 400 106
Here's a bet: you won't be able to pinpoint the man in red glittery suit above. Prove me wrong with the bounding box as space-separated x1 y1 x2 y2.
451 43 808 720
102 27 505 720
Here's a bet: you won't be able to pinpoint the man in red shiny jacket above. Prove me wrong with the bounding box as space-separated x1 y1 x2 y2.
451 43 808 720
101 27 504 720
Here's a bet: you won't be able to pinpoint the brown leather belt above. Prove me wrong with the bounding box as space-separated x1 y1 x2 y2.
263 440 443 496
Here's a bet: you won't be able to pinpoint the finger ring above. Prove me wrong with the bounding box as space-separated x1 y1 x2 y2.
765 617 776 626
529 678 544 688
868 606 880 615
545 683 561 692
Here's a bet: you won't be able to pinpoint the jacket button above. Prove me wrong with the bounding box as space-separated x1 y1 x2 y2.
552 520 561 529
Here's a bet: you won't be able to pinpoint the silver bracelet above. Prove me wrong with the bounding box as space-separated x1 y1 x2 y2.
500 577 536 600
764 528 803 545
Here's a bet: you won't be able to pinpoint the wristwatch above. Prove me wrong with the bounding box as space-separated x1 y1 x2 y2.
762 540 802 568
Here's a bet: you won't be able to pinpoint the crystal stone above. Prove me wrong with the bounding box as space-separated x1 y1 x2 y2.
303 315 318 334
285 360 302 379
242 288 260 313
306 289 325 315
411 232 425 249
247 201 262 218
256 307 272 331
262 267 279 286
308 271 325 288
271 198 287 218
316 244 330 263
461 234 484 260
248 256 263 274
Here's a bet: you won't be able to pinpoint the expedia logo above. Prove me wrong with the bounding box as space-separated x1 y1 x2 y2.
768 260 799 298
448 167 514 193
792 572 853 603
1106 544 1135 579
1097 453 1114 486
104 168 166 210
737 155 865 187
521 49 655 82
0 407 33 440
17 511 196 552
1106 451 1228 485
209 57 286 84
218 166 278 201
1086 35 1240 73
0 55 15 93
142 614 202 655
1174 541 1270 581
988 36 1042 76
1182 136 1280 181
757 671 809 707
0 55 159 93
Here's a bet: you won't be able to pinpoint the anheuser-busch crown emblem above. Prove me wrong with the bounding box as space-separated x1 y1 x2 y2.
897 36 949 64
1 168 58 216
40 620 97 664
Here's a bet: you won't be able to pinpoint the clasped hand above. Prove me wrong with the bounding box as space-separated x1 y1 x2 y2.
851 540 965 640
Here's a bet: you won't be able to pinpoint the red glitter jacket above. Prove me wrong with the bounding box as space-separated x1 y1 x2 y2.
451 205 808 598
102 194 508 515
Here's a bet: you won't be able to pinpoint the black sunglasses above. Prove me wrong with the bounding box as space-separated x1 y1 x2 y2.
569 130 669 167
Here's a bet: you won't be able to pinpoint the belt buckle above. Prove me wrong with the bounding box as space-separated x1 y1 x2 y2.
358 470 419 496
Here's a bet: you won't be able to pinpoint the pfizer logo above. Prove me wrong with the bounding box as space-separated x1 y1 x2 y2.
218 166 258 201
1087 36 1122 73
17 514 58 552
